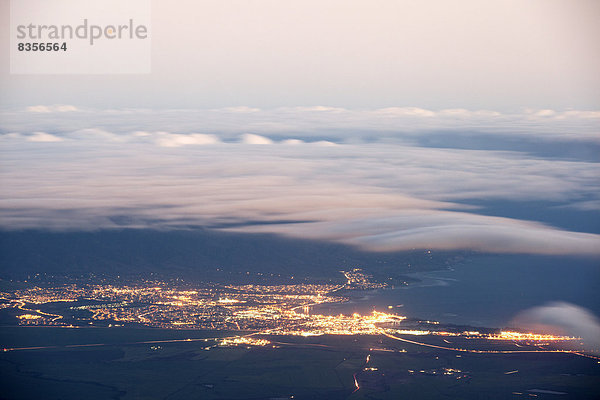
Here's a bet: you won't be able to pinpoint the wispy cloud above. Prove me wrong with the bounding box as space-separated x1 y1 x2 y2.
26 105 79 113
154 132 220 147
241 133 274 145
26 132 64 142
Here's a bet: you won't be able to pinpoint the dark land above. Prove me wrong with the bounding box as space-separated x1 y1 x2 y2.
1 327 599 400
1 229 599 399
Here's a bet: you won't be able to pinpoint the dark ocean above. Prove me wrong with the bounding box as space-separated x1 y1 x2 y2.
313 253 600 329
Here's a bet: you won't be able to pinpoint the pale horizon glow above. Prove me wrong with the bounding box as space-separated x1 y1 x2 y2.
1 0 599 110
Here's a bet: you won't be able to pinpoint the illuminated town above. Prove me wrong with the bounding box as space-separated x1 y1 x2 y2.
2 267 592 360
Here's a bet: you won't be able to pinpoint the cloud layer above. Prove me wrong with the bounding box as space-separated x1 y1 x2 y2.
1 106 599 256
3 105 600 141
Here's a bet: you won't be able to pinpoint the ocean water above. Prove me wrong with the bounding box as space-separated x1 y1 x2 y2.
313 254 600 328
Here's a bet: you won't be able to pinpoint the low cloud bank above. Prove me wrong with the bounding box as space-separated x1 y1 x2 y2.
228 212 600 255
511 302 600 351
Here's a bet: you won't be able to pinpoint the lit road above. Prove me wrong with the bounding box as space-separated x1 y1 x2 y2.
4 330 599 362
380 331 600 360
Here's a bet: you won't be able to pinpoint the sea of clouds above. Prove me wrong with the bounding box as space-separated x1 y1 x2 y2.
1 105 599 256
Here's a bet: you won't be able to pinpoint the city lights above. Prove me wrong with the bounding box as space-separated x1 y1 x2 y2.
0 269 587 357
